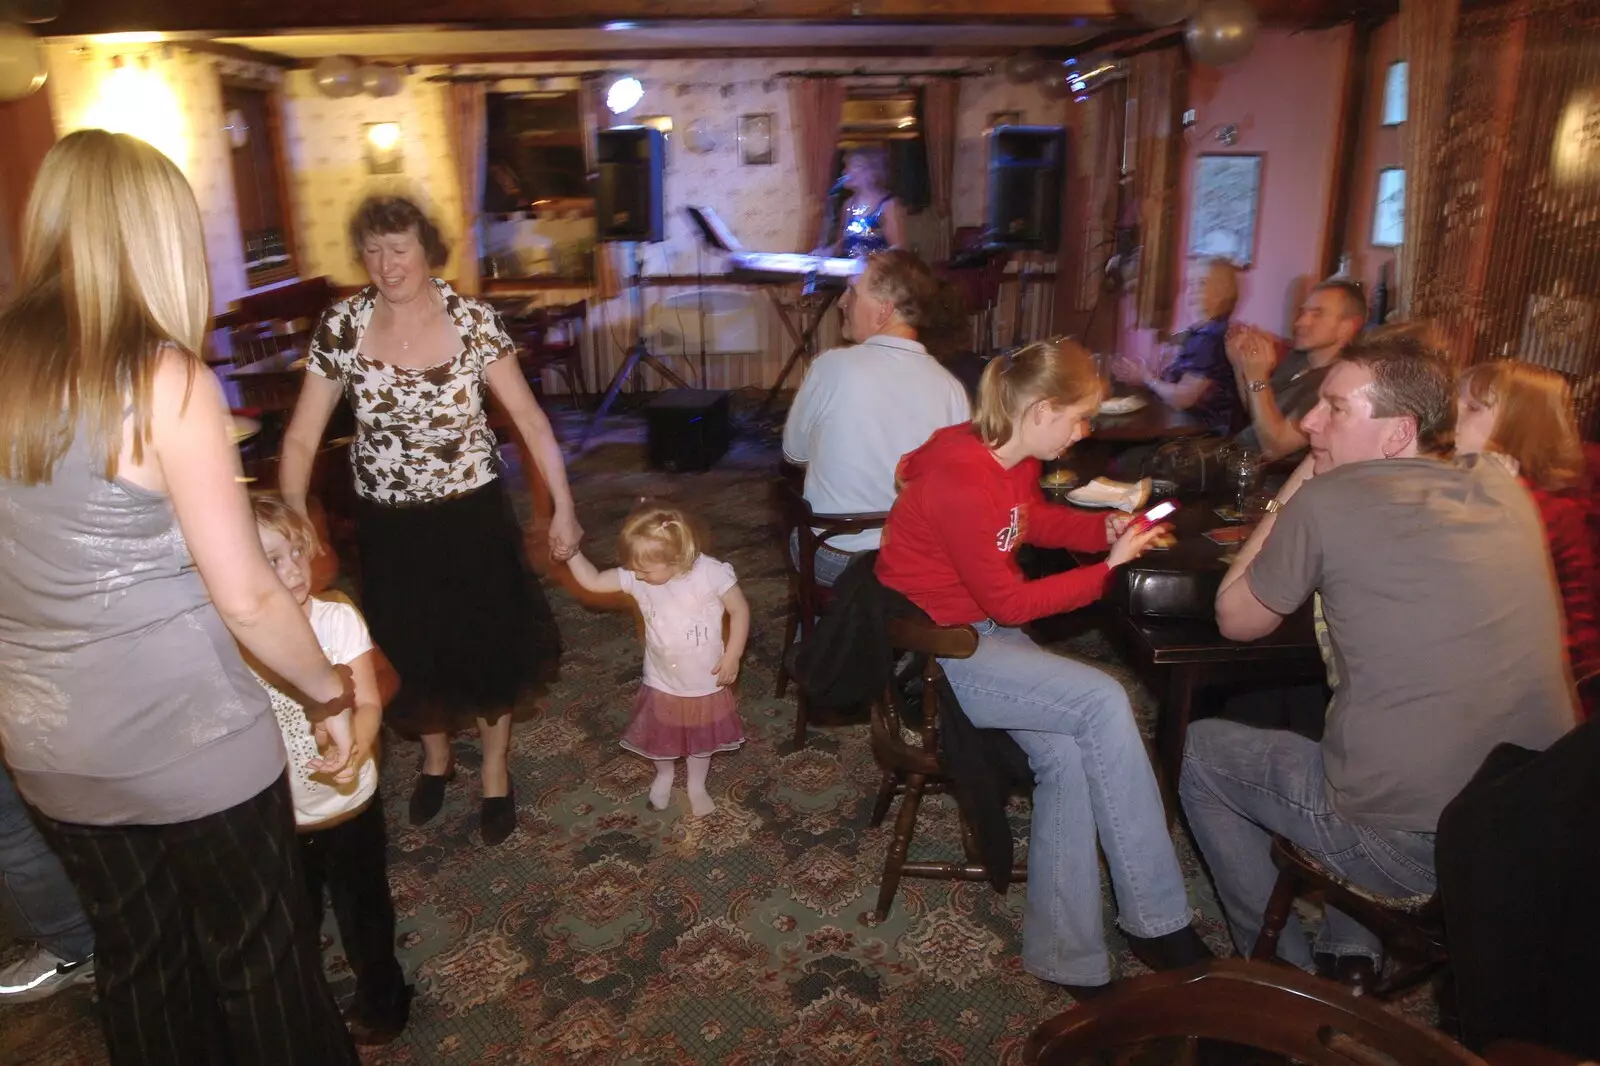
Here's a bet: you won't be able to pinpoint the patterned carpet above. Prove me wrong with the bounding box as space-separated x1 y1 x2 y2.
0 398 1429 1065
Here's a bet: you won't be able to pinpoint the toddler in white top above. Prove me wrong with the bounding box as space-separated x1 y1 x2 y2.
568 501 749 816
246 495 412 1042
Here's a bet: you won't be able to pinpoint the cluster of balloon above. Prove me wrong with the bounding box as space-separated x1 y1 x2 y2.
1182 0 1260 67
0 22 45 102
999 0 1258 95
313 55 405 99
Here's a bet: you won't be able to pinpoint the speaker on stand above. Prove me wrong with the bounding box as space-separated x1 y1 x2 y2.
984 125 1068 352
580 126 694 453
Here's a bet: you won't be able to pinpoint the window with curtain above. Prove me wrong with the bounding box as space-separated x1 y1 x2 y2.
835 89 931 210
484 91 589 208
221 79 297 288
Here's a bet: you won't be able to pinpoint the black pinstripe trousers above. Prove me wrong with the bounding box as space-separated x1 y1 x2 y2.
35 775 358 1066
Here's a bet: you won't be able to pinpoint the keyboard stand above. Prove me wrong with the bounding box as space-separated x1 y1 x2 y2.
575 246 691 453
758 286 841 415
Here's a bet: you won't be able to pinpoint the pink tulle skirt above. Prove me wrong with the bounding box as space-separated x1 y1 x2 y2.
619 684 744 760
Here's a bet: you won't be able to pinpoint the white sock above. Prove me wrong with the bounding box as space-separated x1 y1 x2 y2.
686 754 715 817
648 760 675 810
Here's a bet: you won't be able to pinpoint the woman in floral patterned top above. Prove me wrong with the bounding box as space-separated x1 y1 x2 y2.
280 195 582 845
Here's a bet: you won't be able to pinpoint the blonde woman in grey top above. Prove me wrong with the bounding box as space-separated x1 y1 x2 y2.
0 131 359 1065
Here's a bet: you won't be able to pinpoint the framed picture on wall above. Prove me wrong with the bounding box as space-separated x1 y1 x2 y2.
1372 167 1406 247
739 113 775 165
1382 61 1408 126
1187 153 1263 268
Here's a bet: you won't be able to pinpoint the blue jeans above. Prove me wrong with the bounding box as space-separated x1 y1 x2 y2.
939 624 1193 985
786 530 857 588
0 766 93 962
1179 719 1436 968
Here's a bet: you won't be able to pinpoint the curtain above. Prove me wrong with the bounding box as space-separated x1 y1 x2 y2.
788 77 848 253
922 77 961 261
1397 0 1460 319
1063 86 1123 319
580 76 622 301
1399 0 1600 437
442 82 486 296
1131 47 1187 330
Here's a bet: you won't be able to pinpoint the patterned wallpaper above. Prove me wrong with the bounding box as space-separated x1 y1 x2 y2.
423 57 1070 274
42 42 285 313
281 70 464 286
35 46 1069 387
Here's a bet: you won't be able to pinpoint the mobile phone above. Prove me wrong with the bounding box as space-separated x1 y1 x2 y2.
1135 500 1179 530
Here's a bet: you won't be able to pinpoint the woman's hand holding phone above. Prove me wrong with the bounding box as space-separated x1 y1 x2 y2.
1109 518 1172 568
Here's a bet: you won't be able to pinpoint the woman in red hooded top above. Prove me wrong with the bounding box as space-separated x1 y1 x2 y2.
876 339 1210 996
1456 360 1600 717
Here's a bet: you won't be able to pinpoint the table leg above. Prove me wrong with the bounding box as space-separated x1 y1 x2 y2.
1156 663 1199 822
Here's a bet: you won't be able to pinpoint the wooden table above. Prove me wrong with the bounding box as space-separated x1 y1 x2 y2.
1045 495 1324 811
1090 395 1208 443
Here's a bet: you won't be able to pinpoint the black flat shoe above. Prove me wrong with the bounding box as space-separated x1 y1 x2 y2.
1125 926 1214 972
408 767 456 826
480 782 516 845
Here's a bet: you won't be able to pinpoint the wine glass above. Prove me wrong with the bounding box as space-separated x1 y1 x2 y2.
1226 446 1260 519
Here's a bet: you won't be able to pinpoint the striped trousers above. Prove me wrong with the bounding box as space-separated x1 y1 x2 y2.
35 775 358 1066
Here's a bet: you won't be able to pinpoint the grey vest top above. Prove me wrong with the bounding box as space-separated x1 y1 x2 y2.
0 431 284 825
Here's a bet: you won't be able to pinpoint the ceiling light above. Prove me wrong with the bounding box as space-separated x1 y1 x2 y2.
603 21 639 30
606 74 644 114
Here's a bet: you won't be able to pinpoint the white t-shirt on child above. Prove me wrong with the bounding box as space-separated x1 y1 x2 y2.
256 595 381 829
617 554 738 698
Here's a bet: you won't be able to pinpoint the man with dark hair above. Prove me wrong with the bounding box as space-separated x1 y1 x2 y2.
783 250 969 585
1184 335 1575 987
1229 279 1369 458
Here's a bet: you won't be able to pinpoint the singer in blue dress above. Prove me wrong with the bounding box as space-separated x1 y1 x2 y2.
811 146 907 259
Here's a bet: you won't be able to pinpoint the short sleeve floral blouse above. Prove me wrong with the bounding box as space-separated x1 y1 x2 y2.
306 279 515 504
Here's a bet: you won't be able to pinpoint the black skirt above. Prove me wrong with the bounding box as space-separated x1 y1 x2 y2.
354 478 557 735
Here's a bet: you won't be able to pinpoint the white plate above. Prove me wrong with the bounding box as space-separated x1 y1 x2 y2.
1098 395 1149 416
1065 477 1151 511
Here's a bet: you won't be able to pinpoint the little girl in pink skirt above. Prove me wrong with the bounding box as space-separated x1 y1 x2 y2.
567 501 749 816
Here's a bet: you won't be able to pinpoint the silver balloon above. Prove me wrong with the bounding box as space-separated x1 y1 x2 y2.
0 22 45 102
1038 62 1077 102
1128 0 1197 26
312 55 361 99
1185 0 1260 67
1003 52 1046 86
359 63 403 97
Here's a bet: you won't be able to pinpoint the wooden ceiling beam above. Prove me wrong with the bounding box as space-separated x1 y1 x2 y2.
40 0 1394 38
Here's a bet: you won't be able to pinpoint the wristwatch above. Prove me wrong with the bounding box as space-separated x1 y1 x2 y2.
1247 379 1270 393
1264 498 1284 514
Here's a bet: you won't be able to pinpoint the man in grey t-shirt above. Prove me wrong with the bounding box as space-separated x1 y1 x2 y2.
1181 335 1575 981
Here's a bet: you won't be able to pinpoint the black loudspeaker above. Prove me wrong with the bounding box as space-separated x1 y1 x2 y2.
645 389 731 472
985 125 1068 253
595 127 665 243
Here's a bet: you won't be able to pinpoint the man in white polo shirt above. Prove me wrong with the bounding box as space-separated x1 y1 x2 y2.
782 249 971 585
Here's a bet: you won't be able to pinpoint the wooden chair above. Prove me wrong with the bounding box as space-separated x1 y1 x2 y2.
1250 836 1448 1000
772 477 887 750
1025 959 1486 1065
224 275 335 370
869 615 1027 920
504 299 590 407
